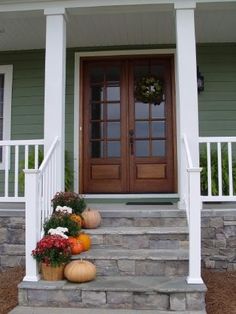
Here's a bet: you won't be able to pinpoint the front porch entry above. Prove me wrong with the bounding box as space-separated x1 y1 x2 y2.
82 56 176 194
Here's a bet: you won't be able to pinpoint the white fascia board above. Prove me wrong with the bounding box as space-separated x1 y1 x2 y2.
1 0 235 13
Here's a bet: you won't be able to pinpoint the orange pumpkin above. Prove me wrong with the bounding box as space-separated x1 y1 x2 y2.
81 208 101 229
70 214 83 227
68 236 77 247
71 241 84 255
77 233 91 251
64 260 96 283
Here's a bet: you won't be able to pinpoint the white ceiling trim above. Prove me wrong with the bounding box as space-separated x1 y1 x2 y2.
0 0 236 13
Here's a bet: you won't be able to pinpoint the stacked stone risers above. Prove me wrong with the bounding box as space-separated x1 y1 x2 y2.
74 248 188 276
19 276 206 312
18 207 206 312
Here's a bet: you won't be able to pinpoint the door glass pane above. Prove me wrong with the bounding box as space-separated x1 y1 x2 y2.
152 140 165 157
107 122 120 138
135 102 149 119
136 122 149 138
91 103 104 120
107 85 120 101
152 121 165 138
151 102 165 118
90 67 104 83
91 122 104 139
107 141 120 157
91 141 104 158
107 103 120 119
91 86 104 102
136 140 149 157
106 66 120 82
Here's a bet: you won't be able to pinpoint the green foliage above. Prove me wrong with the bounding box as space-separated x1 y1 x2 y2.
19 149 73 192
43 212 81 237
200 147 236 195
52 191 86 215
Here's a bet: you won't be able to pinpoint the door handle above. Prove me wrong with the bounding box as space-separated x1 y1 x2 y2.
129 129 134 155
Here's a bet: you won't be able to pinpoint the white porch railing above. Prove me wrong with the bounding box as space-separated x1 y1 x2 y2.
24 137 60 281
199 137 236 202
183 134 203 284
0 139 44 201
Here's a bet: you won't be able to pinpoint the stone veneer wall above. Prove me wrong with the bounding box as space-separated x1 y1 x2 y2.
0 211 25 269
201 209 236 271
0 208 236 271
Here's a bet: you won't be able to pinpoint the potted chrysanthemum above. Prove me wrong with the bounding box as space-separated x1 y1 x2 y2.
32 231 71 281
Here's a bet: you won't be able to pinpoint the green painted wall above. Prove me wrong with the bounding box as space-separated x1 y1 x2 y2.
198 44 236 137
0 44 236 195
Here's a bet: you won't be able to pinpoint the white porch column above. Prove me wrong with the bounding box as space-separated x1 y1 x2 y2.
44 8 67 191
175 1 203 284
175 1 199 208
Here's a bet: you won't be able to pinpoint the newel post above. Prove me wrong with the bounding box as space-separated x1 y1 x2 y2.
187 168 203 284
23 169 40 282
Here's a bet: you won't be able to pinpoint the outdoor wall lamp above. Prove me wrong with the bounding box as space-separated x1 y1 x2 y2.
197 66 204 93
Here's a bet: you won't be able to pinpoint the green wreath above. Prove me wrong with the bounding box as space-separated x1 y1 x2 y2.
135 75 164 105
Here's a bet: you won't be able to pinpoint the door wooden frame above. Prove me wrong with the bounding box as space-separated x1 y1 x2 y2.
74 49 177 194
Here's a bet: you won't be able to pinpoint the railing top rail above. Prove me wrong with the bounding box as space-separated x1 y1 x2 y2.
183 134 193 168
0 139 44 146
39 137 59 174
199 136 236 143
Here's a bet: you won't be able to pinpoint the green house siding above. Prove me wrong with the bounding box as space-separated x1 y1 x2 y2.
198 45 236 137
0 44 236 195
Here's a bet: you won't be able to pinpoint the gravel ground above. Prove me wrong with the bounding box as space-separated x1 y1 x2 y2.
0 267 236 314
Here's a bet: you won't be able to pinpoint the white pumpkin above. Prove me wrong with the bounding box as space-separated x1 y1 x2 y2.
64 260 96 283
82 208 101 229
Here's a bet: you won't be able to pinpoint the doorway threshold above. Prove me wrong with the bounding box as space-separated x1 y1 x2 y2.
84 194 179 204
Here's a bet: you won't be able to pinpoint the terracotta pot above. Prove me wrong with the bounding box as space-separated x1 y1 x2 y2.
41 263 65 281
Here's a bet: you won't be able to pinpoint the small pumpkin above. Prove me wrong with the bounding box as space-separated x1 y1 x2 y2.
70 214 83 227
70 241 84 255
64 260 96 283
77 233 91 251
81 208 101 229
68 236 77 247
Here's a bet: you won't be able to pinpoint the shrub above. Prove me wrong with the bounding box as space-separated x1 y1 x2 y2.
200 147 236 195
52 191 86 215
44 212 81 237
32 235 71 267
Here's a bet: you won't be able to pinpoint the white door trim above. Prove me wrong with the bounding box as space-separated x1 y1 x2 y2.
74 48 176 194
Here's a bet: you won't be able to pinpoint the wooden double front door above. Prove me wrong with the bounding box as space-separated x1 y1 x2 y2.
82 56 176 193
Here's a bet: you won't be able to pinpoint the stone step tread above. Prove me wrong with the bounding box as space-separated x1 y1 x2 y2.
72 248 189 260
10 306 206 314
19 276 206 293
85 226 188 235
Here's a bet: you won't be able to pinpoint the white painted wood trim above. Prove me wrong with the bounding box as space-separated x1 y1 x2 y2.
0 65 13 170
84 193 179 199
74 48 176 193
0 0 235 13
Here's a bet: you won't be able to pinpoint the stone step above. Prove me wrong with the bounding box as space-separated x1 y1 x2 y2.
72 248 189 276
87 226 189 250
18 276 206 311
10 306 207 314
91 205 187 227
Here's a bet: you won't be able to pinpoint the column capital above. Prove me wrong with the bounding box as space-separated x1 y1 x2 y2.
44 7 67 17
174 0 196 10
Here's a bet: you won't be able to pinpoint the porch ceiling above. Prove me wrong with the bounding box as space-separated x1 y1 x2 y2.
0 3 236 51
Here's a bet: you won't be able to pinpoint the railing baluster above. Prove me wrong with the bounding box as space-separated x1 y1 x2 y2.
14 145 19 197
217 142 222 196
4 146 9 197
35 145 39 169
228 142 233 196
25 145 29 170
207 142 212 196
